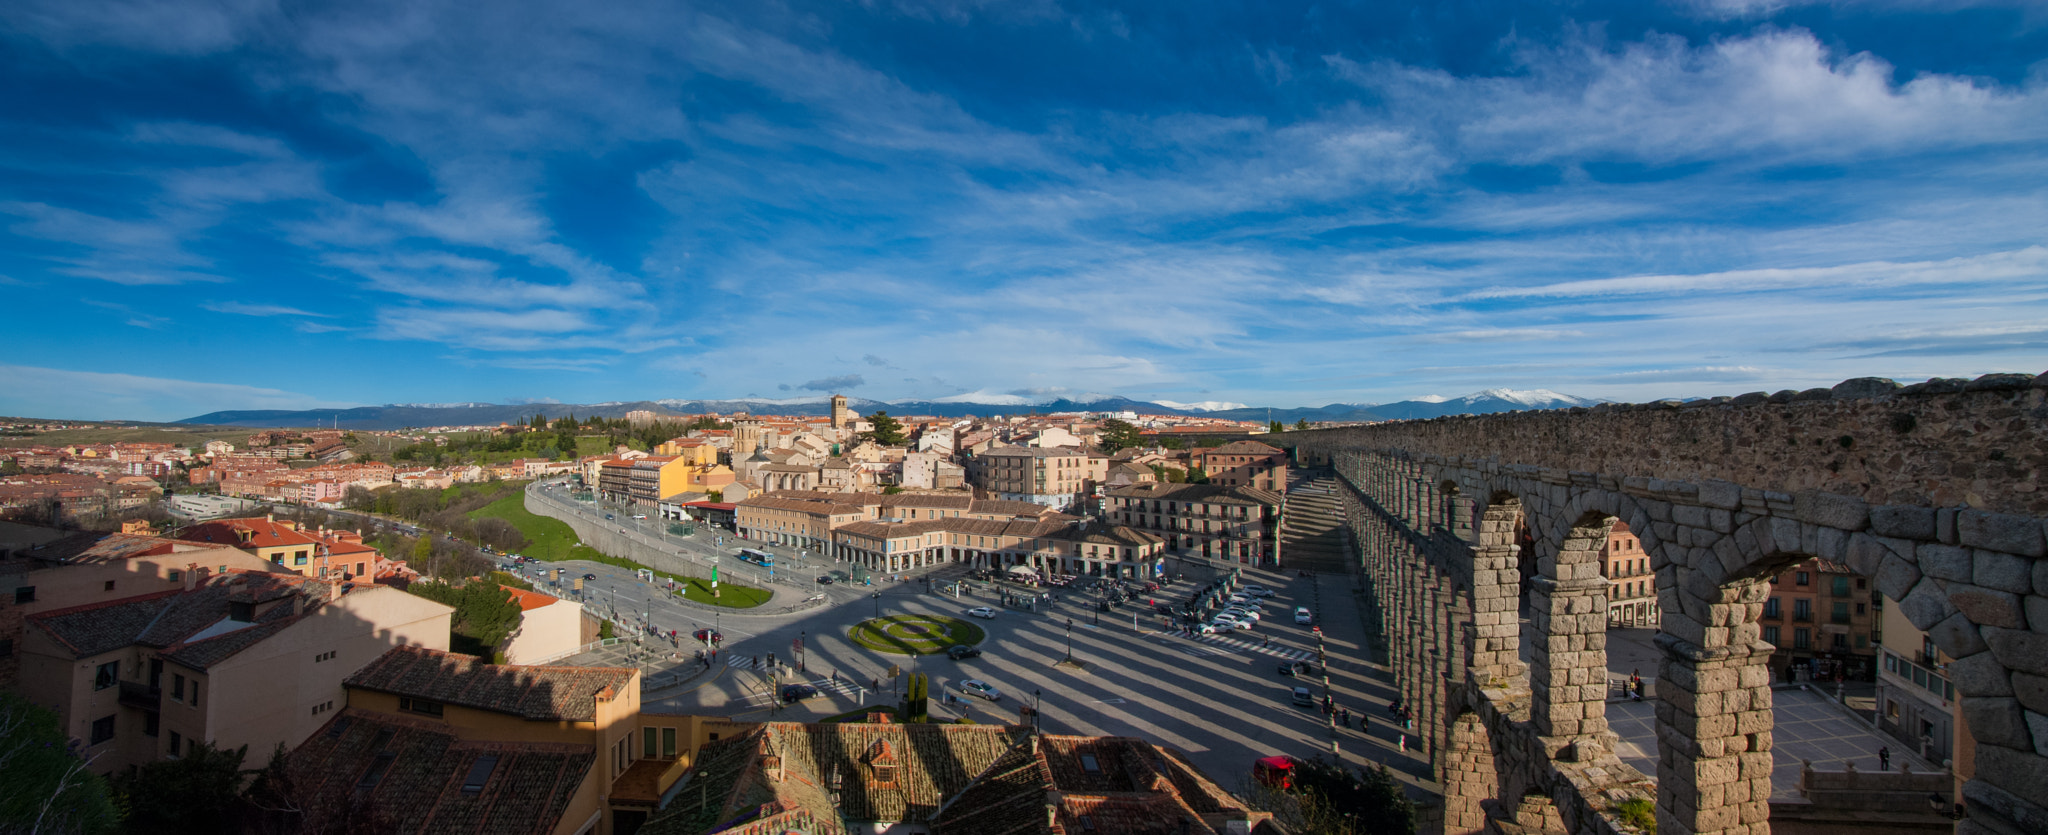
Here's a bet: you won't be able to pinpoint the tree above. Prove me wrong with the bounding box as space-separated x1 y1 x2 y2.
411 535 434 563
111 740 253 835
1268 420 1284 434
1294 418 1311 430
1240 756 1414 835
903 673 929 722
1188 465 1210 484
861 411 907 447
1096 419 1141 453
0 691 119 834
1159 437 1185 450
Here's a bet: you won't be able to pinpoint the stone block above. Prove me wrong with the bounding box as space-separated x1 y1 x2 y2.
1962 777 2048 835
1771 516 1802 554
1873 553 1922 608
1945 650 2013 696
1975 549 2034 595
1974 745 2048 801
1831 376 1901 399
2031 711 2048 757
1815 525 1849 563
2030 596 2048 633
1870 505 1937 540
1672 503 1708 529
1892 577 1941 630
1986 627 2048 678
1949 583 2027 629
1796 491 1870 531
1963 696 2034 750
1959 510 2045 557
1845 533 1890 577
1928 611 1990 658
1919 543 1973 583
2014 673 2048 715
2037 560 2048 601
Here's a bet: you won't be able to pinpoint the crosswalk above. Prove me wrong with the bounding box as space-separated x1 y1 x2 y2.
1160 632 1316 662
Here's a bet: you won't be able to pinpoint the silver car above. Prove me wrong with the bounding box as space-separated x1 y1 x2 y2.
958 679 1003 701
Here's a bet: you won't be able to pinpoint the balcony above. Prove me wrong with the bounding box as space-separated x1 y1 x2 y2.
118 680 160 711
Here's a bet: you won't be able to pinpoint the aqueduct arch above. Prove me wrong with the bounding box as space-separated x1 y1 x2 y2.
1278 374 2048 835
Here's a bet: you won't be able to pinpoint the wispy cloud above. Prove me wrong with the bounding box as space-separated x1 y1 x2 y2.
205 302 333 318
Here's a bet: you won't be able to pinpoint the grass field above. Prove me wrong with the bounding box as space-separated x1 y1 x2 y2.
848 615 985 655
0 425 260 448
468 493 770 608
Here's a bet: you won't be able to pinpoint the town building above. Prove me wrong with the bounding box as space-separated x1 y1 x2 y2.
276 645 752 834
174 516 394 580
636 721 1276 835
18 570 453 775
971 445 1092 508
1104 482 1283 565
1874 596 1964 770
1755 558 1880 682
1600 520 1658 627
497 588 587 666
1192 439 1288 491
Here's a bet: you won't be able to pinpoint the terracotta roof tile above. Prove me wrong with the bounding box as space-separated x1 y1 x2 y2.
345 645 637 722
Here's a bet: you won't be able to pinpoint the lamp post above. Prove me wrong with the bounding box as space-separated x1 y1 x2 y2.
873 590 881 619
1033 688 1042 734
1064 618 1075 664
799 630 806 673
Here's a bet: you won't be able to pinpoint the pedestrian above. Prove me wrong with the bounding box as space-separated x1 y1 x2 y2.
1360 713 1369 733
1398 733 1407 752
1340 707 1350 728
1879 746 1890 770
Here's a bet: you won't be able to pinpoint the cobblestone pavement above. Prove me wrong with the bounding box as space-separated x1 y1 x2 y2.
1607 685 1937 799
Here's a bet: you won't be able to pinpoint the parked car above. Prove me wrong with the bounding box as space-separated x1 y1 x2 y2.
583 573 598 581
816 575 836 585
957 679 1003 701
1291 686 1315 707
1294 607 1314 624
967 607 998 619
1191 623 1219 635
1224 607 1261 621
946 645 982 660
780 684 819 703
1242 585 1276 597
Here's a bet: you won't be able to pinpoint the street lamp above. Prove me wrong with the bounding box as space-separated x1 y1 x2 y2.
873 590 881 619
1033 688 1042 734
1064 618 1075 664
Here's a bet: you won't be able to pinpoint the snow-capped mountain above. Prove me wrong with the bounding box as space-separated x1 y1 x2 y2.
1366 389 1608 421
1151 399 1251 412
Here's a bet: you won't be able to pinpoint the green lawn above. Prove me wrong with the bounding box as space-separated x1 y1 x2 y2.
848 615 985 655
469 493 770 608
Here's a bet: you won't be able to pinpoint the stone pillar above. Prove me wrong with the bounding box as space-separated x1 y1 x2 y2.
1470 502 1527 689
1528 574 1610 743
1443 713 1496 835
1655 579 1774 835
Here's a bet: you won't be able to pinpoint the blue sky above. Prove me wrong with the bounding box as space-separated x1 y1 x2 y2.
3 0 2046 421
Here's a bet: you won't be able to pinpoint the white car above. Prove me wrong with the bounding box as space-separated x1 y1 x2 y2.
1191 623 1219 635
1294 607 1313 625
957 679 1003 701
1224 607 1262 621
1212 615 1254 630
967 607 998 619
1241 585 1276 597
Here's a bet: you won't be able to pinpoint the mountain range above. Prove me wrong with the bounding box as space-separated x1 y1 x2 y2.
175 389 1608 430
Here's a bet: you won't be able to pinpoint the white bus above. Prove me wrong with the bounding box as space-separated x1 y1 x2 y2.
735 548 774 568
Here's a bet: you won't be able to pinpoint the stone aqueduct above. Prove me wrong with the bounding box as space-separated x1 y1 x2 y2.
1270 373 2048 835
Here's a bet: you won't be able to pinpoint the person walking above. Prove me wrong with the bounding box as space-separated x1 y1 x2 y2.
1339 707 1350 729
1879 746 1891 770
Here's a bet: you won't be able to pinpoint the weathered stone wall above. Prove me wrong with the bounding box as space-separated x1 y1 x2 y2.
1288 375 2048 835
1290 374 2048 516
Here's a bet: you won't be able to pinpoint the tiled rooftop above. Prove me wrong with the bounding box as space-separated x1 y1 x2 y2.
345 645 637 722
283 709 594 835
28 571 330 665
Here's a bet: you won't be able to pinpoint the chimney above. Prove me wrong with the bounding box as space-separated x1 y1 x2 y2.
266 513 274 524
184 563 200 591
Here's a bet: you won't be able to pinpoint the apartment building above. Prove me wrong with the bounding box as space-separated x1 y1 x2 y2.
972 445 1091 508
18 570 452 775
1755 558 1880 682
1874 598 1967 770
1193 440 1288 492
1105 482 1282 565
734 497 868 556
276 646 751 834
175 516 388 579
1600 521 1658 627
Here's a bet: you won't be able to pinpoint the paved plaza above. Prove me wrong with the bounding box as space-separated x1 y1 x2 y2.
1608 685 1937 799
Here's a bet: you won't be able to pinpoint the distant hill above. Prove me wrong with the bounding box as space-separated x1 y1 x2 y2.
176 388 1607 430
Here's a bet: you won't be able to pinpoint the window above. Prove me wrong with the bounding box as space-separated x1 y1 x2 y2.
644 727 658 759
0 639 12 659
169 731 182 756
461 755 500 794
358 753 396 789
1764 598 1781 619
398 697 443 717
89 715 115 745
144 713 159 737
1796 571 1809 586
1793 628 1810 649
94 661 119 691
1831 577 1850 597
315 651 336 663
294 553 309 566
1080 754 1101 772
1832 602 1850 624
1793 599 1812 621
1763 626 1780 644
13 586 33 604
168 570 181 582
172 674 185 702
662 727 677 758
104 580 116 591
1856 603 1867 616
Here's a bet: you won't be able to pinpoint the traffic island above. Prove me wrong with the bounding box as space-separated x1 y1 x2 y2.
848 615 984 655
1053 657 1090 673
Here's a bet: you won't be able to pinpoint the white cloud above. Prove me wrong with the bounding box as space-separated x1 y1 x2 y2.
0 364 355 422
205 302 332 318
1464 246 2048 300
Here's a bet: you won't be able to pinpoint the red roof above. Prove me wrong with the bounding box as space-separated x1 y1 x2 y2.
503 588 559 611
684 502 736 510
